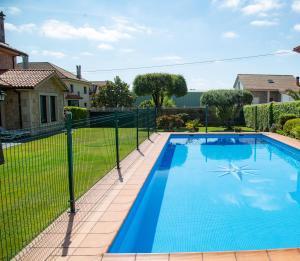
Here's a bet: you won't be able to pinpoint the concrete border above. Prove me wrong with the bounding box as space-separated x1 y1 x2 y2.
16 132 300 261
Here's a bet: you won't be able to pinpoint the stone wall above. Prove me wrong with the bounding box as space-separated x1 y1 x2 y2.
2 90 21 129
2 77 65 130
0 53 15 69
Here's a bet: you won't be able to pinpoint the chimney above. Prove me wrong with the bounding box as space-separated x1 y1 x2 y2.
0 11 5 43
22 55 29 69
297 76 300 87
76 65 81 79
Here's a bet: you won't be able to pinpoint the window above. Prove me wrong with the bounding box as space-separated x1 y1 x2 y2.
77 91 80 96
84 87 87 94
50 96 57 122
84 103 87 107
40 95 47 123
70 84 74 93
68 100 79 106
268 79 274 84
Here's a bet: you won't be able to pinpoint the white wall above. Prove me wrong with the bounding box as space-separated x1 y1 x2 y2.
281 94 294 103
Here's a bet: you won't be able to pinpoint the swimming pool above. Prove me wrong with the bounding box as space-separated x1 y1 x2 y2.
109 134 300 253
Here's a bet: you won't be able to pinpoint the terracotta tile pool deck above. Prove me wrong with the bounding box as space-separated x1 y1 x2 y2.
14 132 300 261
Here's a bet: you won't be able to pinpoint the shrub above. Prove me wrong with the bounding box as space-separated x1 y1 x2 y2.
283 118 300 134
291 126 300 139
270 123 280 133
243 101 300 131
185 120 202 132
234 127 242 133
64 106 89 121
156 114 184 130
176 113 190 123
278 113 297 127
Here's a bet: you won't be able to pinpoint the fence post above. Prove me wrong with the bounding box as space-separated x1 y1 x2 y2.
65 111 75 213
205 105 208 133
154 107 157 132
115 111 120 169
254 106 258 132
0 139 4 165
136 108 139 150
147 107 150 139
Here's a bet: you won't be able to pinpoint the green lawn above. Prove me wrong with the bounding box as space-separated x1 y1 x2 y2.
0 127 148 261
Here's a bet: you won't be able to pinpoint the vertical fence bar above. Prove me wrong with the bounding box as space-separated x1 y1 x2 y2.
65 112 75 213
205 105 208 133
136 108 139 150
254 106 258 132
115 111 120 169
154 107 157 132
0 139 4 165
147 107 150 139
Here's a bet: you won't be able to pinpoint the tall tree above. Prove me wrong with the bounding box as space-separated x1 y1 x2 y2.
287 90 300 100
133 73 187 108
92 76 135 108
201 89 253 128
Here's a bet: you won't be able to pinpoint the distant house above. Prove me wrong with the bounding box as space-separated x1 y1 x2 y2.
233 74 299 104
17 62 92 108
0 11 68 130
89 81 107 106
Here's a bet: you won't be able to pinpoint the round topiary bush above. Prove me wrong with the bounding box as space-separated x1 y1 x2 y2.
278 113 297 127
291 126 300 139
283 118 300 134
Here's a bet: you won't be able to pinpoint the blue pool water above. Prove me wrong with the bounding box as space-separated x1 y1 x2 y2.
109 134 300 253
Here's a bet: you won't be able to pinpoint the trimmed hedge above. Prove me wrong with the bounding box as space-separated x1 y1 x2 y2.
278 113 297 127
243 101 300 131
291 125 300 139
64 106 89 121
283 118 300 134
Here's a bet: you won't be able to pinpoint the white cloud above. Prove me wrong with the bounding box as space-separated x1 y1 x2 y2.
41 17 151 42
97 43 114 50
7 6 21 15
80 51 93 56
242 0 283 15
213 0 241 8
5 22 36 33
275 49 295 56
31 50 66 58
222 31 238 38
250 19 278 26
152 55 183 62
294 24 300 31
120 48 135 53
292 0 300 12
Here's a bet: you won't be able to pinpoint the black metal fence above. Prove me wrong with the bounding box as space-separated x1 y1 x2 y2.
158 106 245 128
0 108 156 261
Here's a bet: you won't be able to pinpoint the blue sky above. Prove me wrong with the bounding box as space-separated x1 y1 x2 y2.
1 0 300 90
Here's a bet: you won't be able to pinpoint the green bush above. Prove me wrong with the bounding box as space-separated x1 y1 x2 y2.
243 101 300 131
278 113 297 127
185 120 202 132
283 118 300 134
176 113 190 123
291 126 300 139
64 106 89 121
272 101 300 123
156 114 184 130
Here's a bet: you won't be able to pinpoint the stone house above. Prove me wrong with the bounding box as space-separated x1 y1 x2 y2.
17 63 92 108
0 11 68 130
0 70 67 130
233 74 300 104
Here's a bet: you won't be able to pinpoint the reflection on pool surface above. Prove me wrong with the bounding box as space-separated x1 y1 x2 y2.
109 134 300 253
